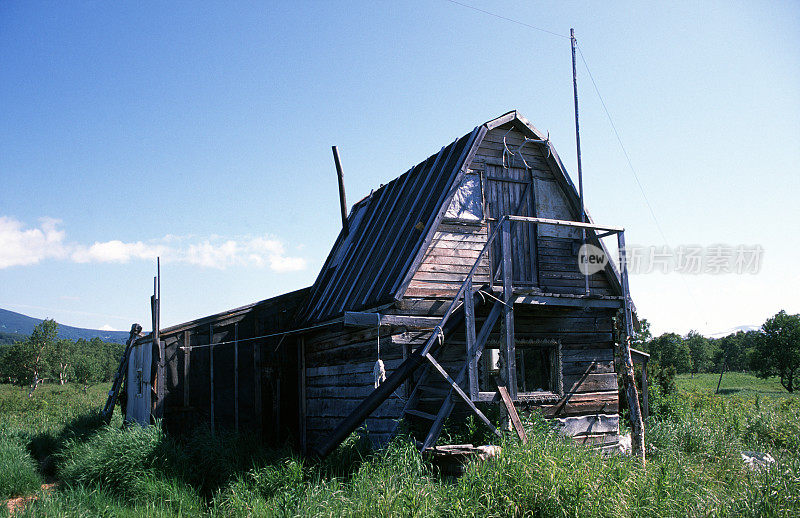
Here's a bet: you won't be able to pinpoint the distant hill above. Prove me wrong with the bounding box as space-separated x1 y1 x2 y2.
708 325 762 339
0 308 129 344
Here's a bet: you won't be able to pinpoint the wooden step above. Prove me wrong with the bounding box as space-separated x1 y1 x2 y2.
405 409 437 421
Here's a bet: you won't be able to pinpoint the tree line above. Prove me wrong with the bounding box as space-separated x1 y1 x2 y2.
635 310 800 392
0 319 125 394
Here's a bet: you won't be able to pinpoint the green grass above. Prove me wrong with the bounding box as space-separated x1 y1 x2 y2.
676 372 797 397
0 434 42 500
2 378 800 516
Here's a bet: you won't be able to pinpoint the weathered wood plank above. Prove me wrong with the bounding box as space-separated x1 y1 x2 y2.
343 312 442 329
562 360 615 376
561 349 614 362
307 397 405 419
306 359 404 379
307 416 400 434
563 373 618 393
554 414 619 436
541 391 619 417
497 385 527 443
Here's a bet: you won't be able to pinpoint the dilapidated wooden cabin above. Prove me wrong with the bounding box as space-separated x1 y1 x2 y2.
119 111 638 456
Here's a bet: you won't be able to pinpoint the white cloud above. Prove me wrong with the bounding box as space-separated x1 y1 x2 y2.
185 240 239 268
268 254 307 272
0 216 68 268
99 324 118 331
0 215 307 273
72 240 167 264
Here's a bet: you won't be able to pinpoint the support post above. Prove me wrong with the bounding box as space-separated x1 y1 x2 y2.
254 336 262 436
298 336 307 454
183 331 191 410
234 323 239 433
151 269 165 421
465 276 478 399
641 358 649 421
501 218 517 399
209 324 214 435
716 354 727 394
617 231 645 463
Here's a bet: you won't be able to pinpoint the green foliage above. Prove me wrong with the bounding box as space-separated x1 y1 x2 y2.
0 319 124 387
753 310 800 392
685 330 712 374
0 331 26 346
647 332 693 374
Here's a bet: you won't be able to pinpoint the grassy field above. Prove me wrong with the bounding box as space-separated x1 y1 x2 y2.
1 376 799 517
676 372 796 397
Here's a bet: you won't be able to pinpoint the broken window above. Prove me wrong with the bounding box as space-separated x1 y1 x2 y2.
515 339 562 395
478 338 562 400
444 173 483 222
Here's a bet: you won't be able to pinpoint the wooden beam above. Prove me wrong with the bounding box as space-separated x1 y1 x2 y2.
254 334 262 436
314 307 470 458
420 302 503 450
343 312 441 329
501 219 517 399
209 324 214 435
641 360 649 422
618 231 645 462
513 294 623 309
464 277 478 399
424 353 501 438
506 215 623 233
298 336 307 454
234 323 239 433
183 331 191 409
497 384 527 444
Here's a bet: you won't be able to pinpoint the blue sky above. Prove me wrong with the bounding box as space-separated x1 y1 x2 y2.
1 1 798 336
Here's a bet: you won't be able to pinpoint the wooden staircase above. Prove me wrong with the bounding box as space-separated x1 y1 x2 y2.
314 214 640 458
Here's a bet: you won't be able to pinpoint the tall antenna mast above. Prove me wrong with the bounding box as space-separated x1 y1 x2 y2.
571 28 589 295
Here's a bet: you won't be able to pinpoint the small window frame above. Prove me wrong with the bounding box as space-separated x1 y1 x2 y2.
475 338 563 404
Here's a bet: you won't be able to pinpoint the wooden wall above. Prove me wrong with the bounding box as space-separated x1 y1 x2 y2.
133 288 308 443
303 324 415 449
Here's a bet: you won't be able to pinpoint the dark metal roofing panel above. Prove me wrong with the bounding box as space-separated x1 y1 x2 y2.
299 127 481 323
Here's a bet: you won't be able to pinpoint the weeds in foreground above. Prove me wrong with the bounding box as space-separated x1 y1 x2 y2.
2 380 800 516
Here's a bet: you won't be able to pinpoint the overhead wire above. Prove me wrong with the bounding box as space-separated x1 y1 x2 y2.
442 0 569 40
443 0 709 330
575 44 708 328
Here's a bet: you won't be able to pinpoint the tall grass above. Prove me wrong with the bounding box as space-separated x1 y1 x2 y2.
0 434 42 500
3 379 800 516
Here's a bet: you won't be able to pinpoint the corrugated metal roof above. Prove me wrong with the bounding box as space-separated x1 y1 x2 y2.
298 110 630 324
299 126 482 323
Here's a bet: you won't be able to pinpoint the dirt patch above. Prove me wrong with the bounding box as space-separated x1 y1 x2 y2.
4 483 58 515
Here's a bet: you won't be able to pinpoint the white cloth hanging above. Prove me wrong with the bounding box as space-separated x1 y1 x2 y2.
373 358 386 388
374 323 387 388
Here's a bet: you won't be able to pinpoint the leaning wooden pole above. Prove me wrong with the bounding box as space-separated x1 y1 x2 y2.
571 28 590 296
618 231 645 463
